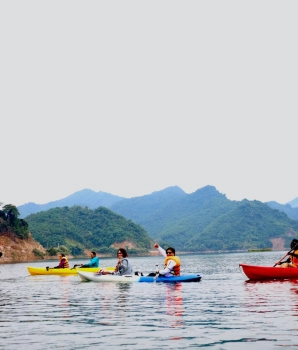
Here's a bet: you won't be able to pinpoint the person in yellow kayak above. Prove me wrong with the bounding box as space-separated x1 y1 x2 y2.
80 251 100 268
277 239 298 268
154 243 181 277
46 253 70 270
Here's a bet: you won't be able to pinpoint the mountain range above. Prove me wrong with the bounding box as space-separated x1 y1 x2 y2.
18 186 298 219
18 185 298 252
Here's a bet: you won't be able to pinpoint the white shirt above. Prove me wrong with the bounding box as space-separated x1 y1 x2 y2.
156 246 177 277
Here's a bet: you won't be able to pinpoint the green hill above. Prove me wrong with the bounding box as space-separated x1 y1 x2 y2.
187 200 298 251
110 186 187 237
111 187 298 251
111 186 237 244
25 206 153 256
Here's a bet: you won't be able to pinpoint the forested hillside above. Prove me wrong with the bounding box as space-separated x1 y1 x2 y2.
25 206 153 256
110 186 187 235
187 200 298 251
110 186 298 251
19 185 298 253
111 186 237 241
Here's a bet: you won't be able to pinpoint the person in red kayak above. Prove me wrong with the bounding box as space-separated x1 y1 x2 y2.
278 239 298 268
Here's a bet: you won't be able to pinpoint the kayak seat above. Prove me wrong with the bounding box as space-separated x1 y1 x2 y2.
134 271 144 276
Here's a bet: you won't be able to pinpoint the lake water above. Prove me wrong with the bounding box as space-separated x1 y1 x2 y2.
1 251 298 349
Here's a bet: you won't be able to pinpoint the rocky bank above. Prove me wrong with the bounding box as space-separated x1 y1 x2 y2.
0 232 47 263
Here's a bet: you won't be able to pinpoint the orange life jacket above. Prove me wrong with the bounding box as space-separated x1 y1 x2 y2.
62 257 70 268
164 255 180 276
290 250 298 267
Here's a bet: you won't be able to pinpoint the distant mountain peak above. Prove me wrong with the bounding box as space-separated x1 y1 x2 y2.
287 197 298 208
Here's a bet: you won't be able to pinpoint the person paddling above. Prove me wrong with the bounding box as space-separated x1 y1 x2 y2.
79 251 100 268
46 253 70 270
153 243 181 277
276 239 298 268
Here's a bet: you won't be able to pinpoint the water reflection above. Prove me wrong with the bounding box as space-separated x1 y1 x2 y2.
117 282 132 307
60 278 70 318
165 283 184 341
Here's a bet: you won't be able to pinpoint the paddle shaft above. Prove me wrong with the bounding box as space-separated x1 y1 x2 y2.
273 243 298 267
154 264 159 281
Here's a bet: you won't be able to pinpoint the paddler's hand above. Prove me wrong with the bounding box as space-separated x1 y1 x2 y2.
154 243 159 248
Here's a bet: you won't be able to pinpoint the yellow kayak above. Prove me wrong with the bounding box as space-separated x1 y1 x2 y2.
27 266 115 276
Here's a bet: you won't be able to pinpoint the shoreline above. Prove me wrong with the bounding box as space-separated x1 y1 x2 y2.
0 248 286 265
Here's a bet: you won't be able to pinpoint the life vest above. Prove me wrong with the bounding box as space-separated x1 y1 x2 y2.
164 256 180 276
62 257 70 268
290 250 298 267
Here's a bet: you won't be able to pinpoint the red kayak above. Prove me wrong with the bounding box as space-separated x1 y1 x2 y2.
239 264 298 280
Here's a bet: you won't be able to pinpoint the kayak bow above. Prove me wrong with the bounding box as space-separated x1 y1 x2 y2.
239 263 298 280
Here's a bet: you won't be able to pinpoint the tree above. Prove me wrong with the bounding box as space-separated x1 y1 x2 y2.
0 204 29 239
2 204 20 225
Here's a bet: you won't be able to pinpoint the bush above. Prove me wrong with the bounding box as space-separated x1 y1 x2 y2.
58 245 69 254
71 246 84 256
33 248 45 259
98 246 117 255
46 247 59 256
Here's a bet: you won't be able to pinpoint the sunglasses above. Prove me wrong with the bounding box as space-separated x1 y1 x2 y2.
166 251 173 254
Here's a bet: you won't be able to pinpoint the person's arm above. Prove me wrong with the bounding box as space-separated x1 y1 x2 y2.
158 259 176 275
118 259 128 275
54 260 64 268
81 259 91 267
154 243 167 258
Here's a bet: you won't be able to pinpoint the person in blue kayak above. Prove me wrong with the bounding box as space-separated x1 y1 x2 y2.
80 251 99 268
154 243 180 277
97 248 133 275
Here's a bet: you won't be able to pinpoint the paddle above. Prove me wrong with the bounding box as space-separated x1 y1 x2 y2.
273 242 298 267
154 264 159 281
71 264 81 270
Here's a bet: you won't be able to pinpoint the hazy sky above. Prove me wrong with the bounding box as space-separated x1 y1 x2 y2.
1 1 297 207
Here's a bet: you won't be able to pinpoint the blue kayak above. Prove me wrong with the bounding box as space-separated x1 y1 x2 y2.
78 271 201 283
139 274 201 283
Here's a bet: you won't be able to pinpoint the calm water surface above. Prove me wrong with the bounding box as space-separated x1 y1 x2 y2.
1 251 298 349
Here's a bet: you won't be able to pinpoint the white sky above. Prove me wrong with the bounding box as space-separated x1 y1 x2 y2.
1 1 297 207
